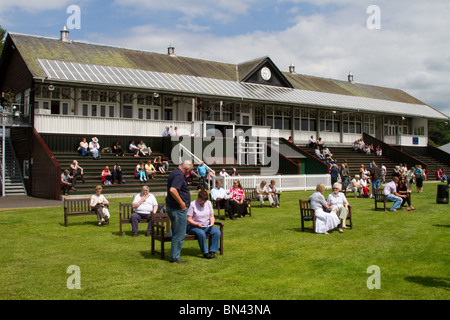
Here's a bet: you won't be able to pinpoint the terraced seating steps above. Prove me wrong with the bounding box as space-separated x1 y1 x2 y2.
54 152 270 196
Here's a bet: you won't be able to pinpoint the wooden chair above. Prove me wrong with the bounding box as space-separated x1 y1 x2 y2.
374 188 387 212
299 199 316 233
209 193 225 220
299 199 353 233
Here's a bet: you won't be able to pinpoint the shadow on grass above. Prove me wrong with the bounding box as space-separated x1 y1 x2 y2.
59 221 99 227
139 248 204 261
405 276 450 290
433 224 450 228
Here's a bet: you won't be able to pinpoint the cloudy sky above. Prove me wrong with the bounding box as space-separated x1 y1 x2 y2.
1 0 449 117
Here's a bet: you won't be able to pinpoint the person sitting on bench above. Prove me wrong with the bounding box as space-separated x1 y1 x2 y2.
187 190 221 259
131 186 158 237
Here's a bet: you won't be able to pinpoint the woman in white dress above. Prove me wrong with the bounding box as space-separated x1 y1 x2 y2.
309 183 340 234
326 182 349 233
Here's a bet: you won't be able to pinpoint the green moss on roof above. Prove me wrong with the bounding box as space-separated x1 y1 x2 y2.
9 32 425 105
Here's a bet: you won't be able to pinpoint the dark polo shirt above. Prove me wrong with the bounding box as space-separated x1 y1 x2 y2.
166 167 191 210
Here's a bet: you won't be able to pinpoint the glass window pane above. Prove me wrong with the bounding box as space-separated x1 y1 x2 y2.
123 106 133 118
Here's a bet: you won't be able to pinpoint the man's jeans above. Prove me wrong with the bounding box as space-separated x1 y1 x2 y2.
167 206 188 261
386 194 402 211
372 179 381 197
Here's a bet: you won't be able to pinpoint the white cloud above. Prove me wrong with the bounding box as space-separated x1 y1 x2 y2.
92 0 450 117
0 0 75 12
112 0 254 24
2 0 449 117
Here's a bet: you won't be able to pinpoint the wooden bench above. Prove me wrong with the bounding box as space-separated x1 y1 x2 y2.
373 188 387 212
151 211 224 260
119 202 165 236
299 199 353 233
64 198 97 227
253 188 282 207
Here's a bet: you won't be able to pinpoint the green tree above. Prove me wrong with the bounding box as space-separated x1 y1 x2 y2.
428 119 450 147
0 25 6 55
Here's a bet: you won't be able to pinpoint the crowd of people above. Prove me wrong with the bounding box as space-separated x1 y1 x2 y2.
64 135 446 258
78 137 154 159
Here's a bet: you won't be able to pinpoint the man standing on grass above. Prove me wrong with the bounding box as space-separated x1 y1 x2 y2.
382 176 406 212
371 161 381 198
197 160 208 190
166 160 193 263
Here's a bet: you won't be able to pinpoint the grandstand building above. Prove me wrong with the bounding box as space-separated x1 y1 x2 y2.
1 28 449 199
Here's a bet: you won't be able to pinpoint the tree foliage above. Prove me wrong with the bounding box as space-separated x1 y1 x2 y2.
0 25 6 56
428 119 450 147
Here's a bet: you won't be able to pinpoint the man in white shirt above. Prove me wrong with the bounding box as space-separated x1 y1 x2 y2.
314 146 325 161
383 177 405 212
219 168 229 178
131 186 158 237
210 180 232 219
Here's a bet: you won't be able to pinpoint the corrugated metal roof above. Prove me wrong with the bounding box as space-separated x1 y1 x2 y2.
37 59 447 119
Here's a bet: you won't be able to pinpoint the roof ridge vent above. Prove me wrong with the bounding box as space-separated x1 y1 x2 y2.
168 45 176 56
60 25 70 43
348 71 355 83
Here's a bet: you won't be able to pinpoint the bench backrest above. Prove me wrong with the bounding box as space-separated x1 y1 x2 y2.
151 211 171 237
64 198 91 213
244 188 256 200
119 202 134 219
374 188 385 201
299 199 311 210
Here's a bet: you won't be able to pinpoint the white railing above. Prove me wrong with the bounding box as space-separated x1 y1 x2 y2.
236 137 265 165
34 114 193 136
214 174 331 192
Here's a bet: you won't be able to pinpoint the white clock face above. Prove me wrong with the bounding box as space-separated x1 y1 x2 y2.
261 67 271 81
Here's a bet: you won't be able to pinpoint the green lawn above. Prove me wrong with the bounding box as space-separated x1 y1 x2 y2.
0 183 449 300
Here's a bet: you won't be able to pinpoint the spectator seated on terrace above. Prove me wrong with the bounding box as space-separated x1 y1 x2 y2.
137 140 152 157
129 140 140 157
435 168 448 182
89 137 101 160
314 146 325 161
308 135 316 148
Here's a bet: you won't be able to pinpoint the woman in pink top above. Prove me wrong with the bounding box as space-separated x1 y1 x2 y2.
187 190 221 259
229 180 248 218
101 166 112 185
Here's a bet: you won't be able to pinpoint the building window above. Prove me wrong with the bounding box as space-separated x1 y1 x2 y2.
364 115 376 135
82 104 88 116
300 110 317 132
320 112 340 133
81 90 90 101
123 106 133 118
164 108 173 120
123 93 133 104
100 105 106 117
254 105 265 126
343 114 362 134
109 106 115 118
62 103 69 115
266 106 292 130
91 105 97 117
